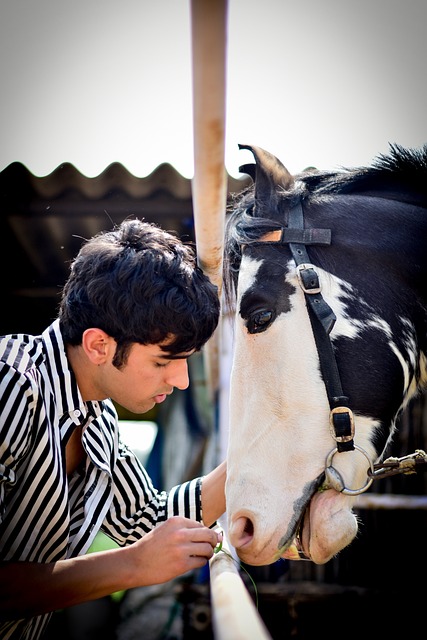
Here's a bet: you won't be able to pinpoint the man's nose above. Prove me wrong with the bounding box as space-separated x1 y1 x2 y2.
166 360 190 390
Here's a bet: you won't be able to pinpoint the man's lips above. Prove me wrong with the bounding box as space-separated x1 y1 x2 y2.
153 393 168 404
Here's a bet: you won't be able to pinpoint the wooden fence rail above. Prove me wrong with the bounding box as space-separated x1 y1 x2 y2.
209 534 272 640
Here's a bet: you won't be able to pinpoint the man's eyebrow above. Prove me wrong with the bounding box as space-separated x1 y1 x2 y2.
157 352 194 361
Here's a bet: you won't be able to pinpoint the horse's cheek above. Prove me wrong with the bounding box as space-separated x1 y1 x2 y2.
305 490 358 564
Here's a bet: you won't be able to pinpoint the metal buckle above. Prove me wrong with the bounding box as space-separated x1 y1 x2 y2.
296 263 321 294
329 406 355 443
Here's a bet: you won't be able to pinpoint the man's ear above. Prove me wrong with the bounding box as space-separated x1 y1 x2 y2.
81 328 114 365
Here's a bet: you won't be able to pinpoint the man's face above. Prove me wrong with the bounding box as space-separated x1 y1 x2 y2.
99 340 194 415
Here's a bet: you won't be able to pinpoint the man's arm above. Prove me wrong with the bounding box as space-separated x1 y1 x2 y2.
200 460 227 527
0 516 220 620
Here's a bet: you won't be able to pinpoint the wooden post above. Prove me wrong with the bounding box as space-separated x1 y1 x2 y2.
190 4 270 636
190 0 228 397
209 534 273 640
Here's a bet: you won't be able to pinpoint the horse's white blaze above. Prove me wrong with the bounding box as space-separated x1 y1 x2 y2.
226 257 379 565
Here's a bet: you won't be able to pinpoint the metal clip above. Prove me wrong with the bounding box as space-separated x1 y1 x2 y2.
368 449 427 479
296 263 321 294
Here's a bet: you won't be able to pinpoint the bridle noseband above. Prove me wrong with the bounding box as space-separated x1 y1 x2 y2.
247 201 374 496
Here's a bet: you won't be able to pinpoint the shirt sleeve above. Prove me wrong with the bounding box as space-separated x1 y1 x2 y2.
102 438 203 546
0 362 34 520
166 477 203 522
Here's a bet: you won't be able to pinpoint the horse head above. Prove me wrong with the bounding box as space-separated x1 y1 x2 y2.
223 143 427 565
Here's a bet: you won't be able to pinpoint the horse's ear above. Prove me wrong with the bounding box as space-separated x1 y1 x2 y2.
238 162 257 181
238 143 294 213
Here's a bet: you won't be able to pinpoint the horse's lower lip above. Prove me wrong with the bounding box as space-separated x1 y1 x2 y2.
282 529 312 561
282 542 311 560
282 506 312 561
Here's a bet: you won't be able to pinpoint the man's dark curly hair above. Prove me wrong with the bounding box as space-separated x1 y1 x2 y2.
59 218 220 368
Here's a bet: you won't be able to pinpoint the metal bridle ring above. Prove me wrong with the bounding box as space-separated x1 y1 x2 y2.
324 445 374 496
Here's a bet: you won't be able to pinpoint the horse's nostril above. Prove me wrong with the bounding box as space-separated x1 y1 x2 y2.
243 518 254 536
229 515 255 549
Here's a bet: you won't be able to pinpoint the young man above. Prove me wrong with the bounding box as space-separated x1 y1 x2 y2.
0 218 226 639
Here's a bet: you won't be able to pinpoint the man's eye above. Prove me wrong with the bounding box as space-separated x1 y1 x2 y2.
247 310 273 334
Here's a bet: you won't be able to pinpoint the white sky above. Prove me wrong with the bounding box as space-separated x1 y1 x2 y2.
1 0 426 178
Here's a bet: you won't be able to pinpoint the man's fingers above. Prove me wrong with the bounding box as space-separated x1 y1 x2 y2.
189 527 221 549
189 541 216 559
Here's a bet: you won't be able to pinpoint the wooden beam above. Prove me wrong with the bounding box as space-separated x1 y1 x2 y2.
354 493 427 510
190 0 228 396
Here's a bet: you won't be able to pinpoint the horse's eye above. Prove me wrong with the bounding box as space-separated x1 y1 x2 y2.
247 310 273 334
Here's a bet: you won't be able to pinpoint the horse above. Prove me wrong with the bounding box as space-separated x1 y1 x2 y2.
222 143 427 566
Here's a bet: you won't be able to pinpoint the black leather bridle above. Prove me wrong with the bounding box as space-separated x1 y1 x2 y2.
250 201 375 495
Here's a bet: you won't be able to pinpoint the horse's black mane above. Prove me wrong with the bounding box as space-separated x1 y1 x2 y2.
301 143 427 197
223 143 427 305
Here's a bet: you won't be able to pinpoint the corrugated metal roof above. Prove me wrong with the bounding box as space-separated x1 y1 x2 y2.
0 162 249 335
1 161 247 197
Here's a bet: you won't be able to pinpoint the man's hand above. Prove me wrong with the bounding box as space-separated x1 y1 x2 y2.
130 516 222 584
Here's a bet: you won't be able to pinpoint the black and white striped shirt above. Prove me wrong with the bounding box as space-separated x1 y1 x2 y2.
0 319 203 640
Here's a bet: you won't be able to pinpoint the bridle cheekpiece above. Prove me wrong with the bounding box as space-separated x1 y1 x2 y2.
252 201 374 495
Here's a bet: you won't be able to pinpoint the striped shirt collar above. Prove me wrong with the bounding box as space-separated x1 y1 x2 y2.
43 319 103 427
